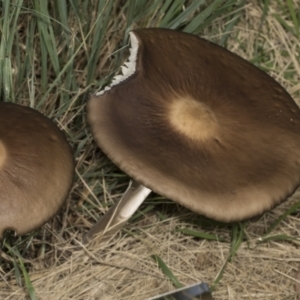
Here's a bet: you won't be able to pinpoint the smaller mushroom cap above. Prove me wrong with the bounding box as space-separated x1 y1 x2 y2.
87 28 300 223
0 103 74 239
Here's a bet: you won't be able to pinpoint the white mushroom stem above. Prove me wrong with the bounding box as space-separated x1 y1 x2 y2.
83 180 152 243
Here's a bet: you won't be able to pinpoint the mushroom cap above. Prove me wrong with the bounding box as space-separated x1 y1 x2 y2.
87 28 300 222
0 102 74 239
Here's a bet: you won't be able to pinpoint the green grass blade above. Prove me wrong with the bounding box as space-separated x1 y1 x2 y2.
16 18 35 88
55 0 74 104
17 253 36 300
287 0 299 37
274 14 296 36
258 234 299 243
39 27 97 105
211 223 246 291
0 0 10 99
258 0 270 32
151 254 183 288
177 227 226 242
159 0 173 15
192 0 237 37
4 242 36 300
263 200 300 236
159 0 185 28
56 0 68 27
68 0 81 18
168 0 206 29
86 0 114 85
0 0 23 101
211 254 230 291
219 0 247 46
34 0 61 77
3 57 14 101
183 0 225 33
230 223 245 260
12 255 22 286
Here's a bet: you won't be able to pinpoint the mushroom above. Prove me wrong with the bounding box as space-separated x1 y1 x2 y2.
84 28 300 243
0 102 74 239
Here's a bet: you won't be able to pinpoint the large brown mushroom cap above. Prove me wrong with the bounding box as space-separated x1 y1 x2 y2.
0 103 74 239
87 28 300 223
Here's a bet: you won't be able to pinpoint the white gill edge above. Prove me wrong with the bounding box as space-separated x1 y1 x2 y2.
96 32 139 96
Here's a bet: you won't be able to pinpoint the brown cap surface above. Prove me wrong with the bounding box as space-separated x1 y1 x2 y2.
0 102 74 239
87 28 300 222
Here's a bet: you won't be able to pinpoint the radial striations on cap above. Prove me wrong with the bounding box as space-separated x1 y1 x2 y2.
87 28 300 223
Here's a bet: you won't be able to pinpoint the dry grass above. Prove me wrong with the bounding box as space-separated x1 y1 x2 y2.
1 1 300 299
